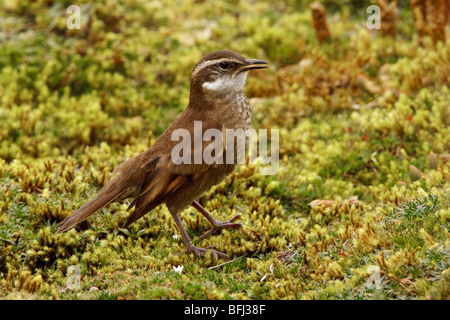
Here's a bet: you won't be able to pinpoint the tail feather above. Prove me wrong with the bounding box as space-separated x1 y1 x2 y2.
56 187 125 233
122 169 173 228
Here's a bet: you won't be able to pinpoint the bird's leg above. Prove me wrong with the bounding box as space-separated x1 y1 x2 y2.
171 213 229 259
191 200 242 241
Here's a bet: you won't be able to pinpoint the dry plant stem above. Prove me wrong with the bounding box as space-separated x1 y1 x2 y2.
411 0 447 44
208 258 239 270
411 0 428 43
191 200 242 241
427 0 447 44
310 1 331 43
378 0 398 37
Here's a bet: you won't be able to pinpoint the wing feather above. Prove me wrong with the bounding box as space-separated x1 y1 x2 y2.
123 117 224 227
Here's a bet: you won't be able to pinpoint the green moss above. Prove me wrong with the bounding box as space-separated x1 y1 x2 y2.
1 0 449 300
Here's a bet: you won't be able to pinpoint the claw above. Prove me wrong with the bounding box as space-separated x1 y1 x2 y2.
198 214 242 241
186 244 229 260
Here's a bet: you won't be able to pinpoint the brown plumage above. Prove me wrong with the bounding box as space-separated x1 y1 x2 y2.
56 50 268 259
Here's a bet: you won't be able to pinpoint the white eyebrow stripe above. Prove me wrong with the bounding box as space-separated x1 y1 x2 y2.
192 57 243 76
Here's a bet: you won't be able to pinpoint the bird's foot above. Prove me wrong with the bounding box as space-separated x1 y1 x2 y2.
198 214 242 241
185 244 229 260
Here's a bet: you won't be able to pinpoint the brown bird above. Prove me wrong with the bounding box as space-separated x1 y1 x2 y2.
56 49 268 259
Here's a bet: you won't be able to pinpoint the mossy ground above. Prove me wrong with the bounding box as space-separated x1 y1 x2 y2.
0 0 449 300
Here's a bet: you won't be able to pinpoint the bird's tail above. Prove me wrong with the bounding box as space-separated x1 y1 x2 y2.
56 183 126 233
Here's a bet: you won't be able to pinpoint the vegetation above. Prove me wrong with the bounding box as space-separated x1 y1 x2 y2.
0 0 449 299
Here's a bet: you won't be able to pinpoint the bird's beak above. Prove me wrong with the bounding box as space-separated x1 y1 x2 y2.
237 59 269 73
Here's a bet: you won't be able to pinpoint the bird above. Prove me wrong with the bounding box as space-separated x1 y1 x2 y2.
56 49 269 259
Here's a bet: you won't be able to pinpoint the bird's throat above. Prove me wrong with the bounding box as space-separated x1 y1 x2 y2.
202 71 248 93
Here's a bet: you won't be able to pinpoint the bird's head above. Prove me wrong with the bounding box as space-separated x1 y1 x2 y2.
189 50 268 104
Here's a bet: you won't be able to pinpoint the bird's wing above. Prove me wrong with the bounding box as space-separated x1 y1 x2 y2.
123 117 225 227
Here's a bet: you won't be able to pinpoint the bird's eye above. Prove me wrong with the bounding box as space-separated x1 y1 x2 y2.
219 61 229 69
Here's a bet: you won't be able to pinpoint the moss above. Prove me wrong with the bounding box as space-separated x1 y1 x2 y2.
0 0 449 300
